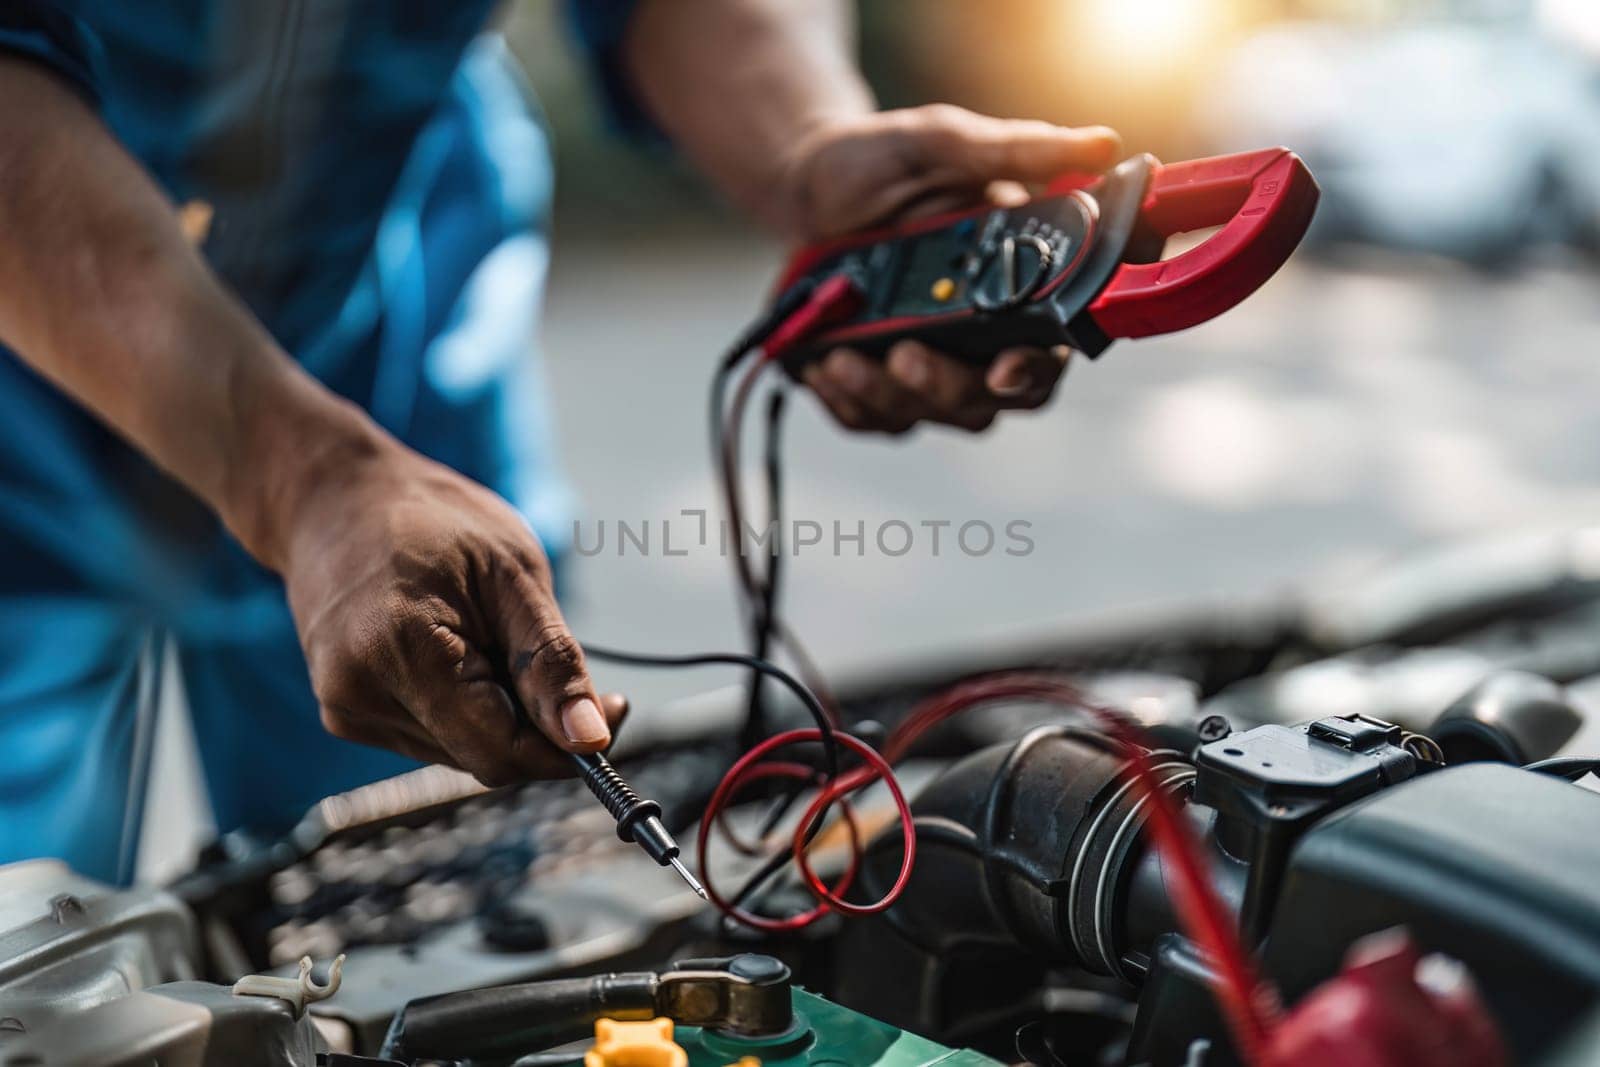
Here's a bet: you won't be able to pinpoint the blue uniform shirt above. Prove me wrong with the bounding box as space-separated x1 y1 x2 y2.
0 1 635 880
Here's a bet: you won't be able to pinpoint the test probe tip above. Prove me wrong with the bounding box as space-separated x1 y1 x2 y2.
670 854 709 899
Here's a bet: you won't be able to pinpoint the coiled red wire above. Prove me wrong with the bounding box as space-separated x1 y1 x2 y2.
696 730 907 932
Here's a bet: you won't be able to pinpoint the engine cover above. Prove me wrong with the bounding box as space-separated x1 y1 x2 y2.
1264 763 1600 1060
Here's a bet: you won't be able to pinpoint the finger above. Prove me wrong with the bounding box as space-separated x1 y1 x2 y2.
815 348 924 434
986 179 1031 207
881 184 990 224
871 174 1063 228
503 691 630 778
886 340 984 412
803 357 876 432
885 340 1002 431
914 105 1121 185
489 562 610 754
985 346 1071 410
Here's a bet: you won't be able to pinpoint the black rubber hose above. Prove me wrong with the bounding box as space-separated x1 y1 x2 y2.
847 728 1209 970
381 972 657 1061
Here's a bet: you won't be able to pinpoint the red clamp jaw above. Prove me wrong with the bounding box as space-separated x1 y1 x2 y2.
766 147 1318 367
1086 147 1320 340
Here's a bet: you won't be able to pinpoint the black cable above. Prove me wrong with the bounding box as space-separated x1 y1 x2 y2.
725 769 841 915
582 644 838 779
728 838 808 917
722 278 816 372
707 276 813 592
710 360 736 521
710 331 772 745
741 388 789 751
727 386 839 916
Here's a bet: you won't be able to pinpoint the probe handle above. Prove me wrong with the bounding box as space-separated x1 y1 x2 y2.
570 750 697 889
570 751 663 846
1085 147 1319 339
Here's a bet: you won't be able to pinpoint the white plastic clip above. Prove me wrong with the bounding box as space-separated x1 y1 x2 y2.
232 954 345 1018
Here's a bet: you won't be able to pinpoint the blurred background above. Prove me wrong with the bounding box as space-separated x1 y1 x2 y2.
500 0 1600 710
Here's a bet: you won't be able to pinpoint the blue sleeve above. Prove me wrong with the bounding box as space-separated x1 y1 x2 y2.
0 2 105 109
562 0 661 140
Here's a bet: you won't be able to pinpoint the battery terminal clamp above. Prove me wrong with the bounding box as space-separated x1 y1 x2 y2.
767 147 1318 369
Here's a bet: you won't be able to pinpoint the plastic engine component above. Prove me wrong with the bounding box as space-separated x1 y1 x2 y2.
1264 762 1600 1061
586 1018 689 1067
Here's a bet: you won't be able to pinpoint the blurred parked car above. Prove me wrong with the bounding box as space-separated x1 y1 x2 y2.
1199 3 1600 266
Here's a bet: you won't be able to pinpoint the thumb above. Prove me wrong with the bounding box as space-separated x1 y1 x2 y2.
493 565 611 753
911 105 1121 186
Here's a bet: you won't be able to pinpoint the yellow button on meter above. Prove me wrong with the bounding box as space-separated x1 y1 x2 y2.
585 1017 688 1067
930 277 957 302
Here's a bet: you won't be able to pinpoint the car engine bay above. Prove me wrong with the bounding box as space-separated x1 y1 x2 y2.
4 525 1600 1067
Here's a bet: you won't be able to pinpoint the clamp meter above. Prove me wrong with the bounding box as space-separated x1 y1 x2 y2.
767 147 1318 367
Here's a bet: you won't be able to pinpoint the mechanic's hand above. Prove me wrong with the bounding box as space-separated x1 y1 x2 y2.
778 105 1121 434
277 437 626 786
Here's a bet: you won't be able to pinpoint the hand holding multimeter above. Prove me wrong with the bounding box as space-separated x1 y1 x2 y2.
767 147 1319 427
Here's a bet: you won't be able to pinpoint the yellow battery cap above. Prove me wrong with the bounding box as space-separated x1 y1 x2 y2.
930 277 957 302
584 1017 688 1067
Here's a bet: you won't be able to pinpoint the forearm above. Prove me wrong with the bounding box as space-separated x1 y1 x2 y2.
0 59 385 569
622 0 873 232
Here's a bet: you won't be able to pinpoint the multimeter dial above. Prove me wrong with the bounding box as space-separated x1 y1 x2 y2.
822 195 1095 323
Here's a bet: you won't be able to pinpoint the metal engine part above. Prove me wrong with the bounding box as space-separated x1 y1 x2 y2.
0 860 325 1067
